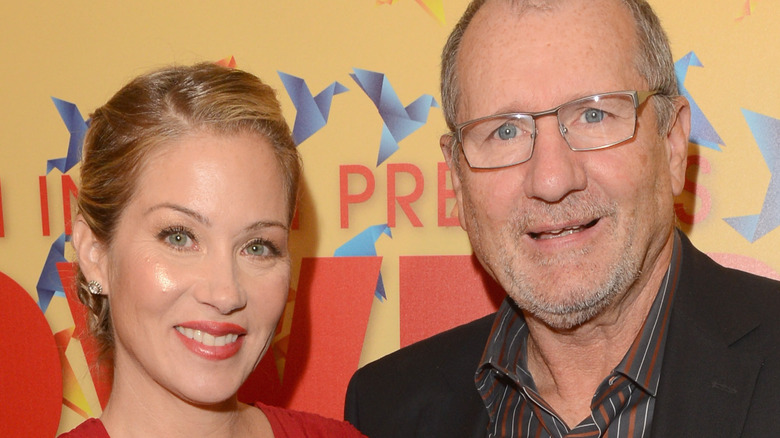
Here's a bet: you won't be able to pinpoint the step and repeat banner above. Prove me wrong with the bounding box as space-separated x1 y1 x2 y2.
0 1 778 436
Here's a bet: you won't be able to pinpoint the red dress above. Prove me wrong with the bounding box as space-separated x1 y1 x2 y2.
58 418 106 438
58 403 365 437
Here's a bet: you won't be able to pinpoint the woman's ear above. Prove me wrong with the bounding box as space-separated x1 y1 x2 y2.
71 215 109 294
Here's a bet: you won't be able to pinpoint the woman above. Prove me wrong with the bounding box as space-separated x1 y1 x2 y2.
60 63 364 437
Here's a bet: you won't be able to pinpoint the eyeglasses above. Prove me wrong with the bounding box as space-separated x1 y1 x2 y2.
449 90 660 169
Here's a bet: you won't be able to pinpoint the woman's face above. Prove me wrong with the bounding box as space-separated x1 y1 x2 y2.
101 130 290 405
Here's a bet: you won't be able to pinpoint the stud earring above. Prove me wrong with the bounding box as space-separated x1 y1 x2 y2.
87 280 103 296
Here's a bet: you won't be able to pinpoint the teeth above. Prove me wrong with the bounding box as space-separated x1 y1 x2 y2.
176 326 239 346
530 218 599 240
534 225 582 239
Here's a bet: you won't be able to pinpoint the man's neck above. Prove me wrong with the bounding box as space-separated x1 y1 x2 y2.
522 234 676 427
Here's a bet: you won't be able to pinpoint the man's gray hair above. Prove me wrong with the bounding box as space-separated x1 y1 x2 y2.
440 0 679 146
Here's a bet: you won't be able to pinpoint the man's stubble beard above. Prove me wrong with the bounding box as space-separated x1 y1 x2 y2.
463 189 642 330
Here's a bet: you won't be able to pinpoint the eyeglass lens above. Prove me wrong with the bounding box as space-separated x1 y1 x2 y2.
460 92 639 169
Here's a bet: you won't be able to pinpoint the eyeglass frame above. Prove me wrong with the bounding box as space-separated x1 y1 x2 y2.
447 90 661 169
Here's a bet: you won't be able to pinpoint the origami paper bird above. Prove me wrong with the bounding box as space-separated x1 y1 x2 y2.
278 71 349 145
36 233 68 313
216 56 237 68
350 68 439 166
334 224 393 300
415 0 446 24
675 52 724 151
47 97 88 174
724 109 780 242
736 0 761 21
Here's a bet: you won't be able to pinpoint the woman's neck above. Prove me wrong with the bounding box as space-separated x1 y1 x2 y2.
100 372 272 438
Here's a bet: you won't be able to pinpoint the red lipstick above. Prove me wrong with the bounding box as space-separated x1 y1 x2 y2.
174 321 246 360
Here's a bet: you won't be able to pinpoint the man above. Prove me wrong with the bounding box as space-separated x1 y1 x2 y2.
344 0 780 436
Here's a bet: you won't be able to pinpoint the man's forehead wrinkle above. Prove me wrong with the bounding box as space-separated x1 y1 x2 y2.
457 0 641 120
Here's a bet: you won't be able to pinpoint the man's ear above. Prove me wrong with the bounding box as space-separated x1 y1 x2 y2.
440 134 468 230
665 96 691 197
71 215 109 294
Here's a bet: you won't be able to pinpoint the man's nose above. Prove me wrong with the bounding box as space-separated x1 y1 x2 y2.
522 117 587 202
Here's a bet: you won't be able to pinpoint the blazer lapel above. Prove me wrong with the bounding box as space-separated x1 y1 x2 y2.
650 235 765 437
651 316 763 437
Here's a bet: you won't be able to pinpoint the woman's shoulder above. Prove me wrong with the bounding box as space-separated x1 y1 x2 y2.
255 402 366 438
57 418 109 438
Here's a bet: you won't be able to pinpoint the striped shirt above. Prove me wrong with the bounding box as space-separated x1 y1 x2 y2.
475 233 683 438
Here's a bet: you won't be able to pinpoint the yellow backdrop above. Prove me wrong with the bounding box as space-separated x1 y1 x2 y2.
0 0 778 435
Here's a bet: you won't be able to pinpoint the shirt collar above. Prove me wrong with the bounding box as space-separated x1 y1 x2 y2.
615 230 682 395
477 231 683 396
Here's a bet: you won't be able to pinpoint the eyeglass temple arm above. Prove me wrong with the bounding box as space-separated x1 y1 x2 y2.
636 90 660 106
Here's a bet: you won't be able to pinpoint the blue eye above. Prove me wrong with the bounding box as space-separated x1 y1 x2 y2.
583 109 606 123
495 123 518 140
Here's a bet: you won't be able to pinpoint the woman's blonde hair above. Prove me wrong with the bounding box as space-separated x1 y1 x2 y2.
76 63 301 360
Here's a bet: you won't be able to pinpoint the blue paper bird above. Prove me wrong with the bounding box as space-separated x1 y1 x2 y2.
675 52 724 151
278 71 349 145
724 109 780 242
350 68 439 166
48 97 88 174
334 224 393 300
36 233 68 313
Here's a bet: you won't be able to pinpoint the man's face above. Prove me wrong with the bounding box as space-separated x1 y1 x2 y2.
444 0 688 329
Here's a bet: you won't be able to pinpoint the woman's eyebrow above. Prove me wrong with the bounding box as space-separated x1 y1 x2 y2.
145 203 210 226
246 220 288 232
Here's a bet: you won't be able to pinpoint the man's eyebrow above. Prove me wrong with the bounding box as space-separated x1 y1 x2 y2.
145 203 210 225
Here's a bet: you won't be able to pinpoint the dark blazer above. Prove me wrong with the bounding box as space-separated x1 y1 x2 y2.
344 233 780 437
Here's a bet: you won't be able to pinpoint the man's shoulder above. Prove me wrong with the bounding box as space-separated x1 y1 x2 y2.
345 314 495 437
672 234 780 354
680 235 780 314
360 312 496 374
653 235 780 436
